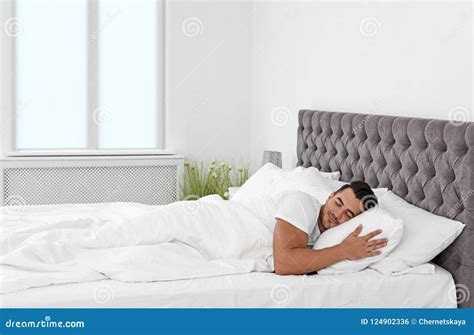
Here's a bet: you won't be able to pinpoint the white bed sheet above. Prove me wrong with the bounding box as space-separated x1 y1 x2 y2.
0 263 456 308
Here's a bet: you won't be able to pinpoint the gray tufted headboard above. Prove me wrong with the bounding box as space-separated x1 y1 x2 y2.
297 109 474 308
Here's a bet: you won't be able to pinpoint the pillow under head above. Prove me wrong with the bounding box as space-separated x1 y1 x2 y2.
313 205 403 274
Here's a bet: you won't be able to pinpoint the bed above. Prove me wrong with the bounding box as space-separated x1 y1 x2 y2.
297 109 473 308
0 264 456 308
1 110 472 308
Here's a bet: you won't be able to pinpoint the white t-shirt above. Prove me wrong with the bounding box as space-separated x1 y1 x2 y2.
236 190 322 245
274 190 322 245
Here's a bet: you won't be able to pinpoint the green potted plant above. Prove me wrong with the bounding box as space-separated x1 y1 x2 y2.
180 160 250 201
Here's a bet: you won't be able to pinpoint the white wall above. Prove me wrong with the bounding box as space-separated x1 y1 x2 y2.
250 1 473 169
167 0 252 166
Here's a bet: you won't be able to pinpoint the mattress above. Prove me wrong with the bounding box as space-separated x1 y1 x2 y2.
0 263 456 308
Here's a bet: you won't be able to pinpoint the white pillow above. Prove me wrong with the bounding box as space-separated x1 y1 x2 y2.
231 163 281 202
281 165 340 182
313 206 403 274
231 163 334 204
275 167 334 203
368 191 466 274
321 170 341 181
228 168 339 200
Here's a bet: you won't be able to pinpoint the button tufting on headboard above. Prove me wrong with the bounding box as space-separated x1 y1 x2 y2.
297 109 474 308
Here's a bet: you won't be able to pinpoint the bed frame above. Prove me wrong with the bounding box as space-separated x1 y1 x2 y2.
296 110 473 308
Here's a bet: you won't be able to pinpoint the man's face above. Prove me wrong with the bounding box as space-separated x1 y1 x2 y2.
319 188 363 232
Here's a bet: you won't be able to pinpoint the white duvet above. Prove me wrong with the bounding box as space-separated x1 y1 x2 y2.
0 195 274 294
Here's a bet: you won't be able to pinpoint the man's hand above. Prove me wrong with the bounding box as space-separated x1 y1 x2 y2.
339 224 388 260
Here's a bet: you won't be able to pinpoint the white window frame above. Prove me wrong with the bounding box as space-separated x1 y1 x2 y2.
4 0 170 157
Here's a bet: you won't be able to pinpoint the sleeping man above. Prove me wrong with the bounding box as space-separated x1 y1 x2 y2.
0 179 389 293
272 181 388 275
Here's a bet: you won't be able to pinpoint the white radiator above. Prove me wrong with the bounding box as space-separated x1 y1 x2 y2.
0 155 184 206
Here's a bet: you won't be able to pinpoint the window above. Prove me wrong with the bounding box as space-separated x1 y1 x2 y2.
13 0 164 153
15 0 88 150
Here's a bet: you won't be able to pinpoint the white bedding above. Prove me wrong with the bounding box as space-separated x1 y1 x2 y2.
0 201 457 308
0 264 456 308
0 198 274 293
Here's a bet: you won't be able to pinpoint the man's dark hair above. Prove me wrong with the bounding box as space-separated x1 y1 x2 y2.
335 181 378 211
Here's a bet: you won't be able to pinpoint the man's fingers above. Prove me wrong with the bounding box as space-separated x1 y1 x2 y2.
352 224 363 236
368 238 388 247
362 229 383 241
369 243 387 251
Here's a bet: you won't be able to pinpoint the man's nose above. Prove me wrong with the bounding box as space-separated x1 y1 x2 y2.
335 209 344 223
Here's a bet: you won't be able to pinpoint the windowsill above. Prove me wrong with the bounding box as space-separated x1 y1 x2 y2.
5 149 180 158
2 151 185 162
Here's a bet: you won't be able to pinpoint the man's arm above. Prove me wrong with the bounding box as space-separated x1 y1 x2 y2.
273 219 387 275
273 219 344 275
